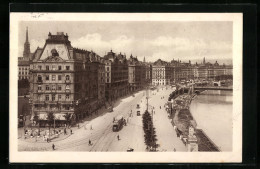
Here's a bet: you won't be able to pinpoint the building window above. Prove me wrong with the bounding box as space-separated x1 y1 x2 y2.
58 85 62 90
46 65 49 70
38 66 42 70
58 75 62 81
52 65 56 70
107 67 109 71
52 95 55 101
107 79 109 83
37 75 42 81
38 85 42 90
65 106 70 110
58 66 62 70
46 75 49 81
65 85 70 90
65 94 70 100
52 85 56 90
45 95 49 101
66 66 70 70
46 85 50 90
58 95 61 100
52 75 56 81
66 75 70 80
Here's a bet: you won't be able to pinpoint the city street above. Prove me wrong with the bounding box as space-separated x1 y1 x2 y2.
18 87 186 152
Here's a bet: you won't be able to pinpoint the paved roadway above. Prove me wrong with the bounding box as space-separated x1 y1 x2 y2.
18 87 186 152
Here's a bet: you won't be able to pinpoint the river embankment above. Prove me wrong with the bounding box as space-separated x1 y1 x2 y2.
190 90 233 151
168 91 220 151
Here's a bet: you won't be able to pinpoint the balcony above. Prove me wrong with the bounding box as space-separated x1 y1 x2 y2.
37 79 43 84
51 89 57 93
60 101 74 105
65 80 71 83
33 100 45 104
65 89 71 93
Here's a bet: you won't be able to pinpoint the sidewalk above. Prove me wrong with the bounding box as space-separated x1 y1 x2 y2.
18 90 145 151
149 86 187 152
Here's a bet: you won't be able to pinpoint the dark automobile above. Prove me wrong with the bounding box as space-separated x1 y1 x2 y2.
137 111 141 116
127 148 134 152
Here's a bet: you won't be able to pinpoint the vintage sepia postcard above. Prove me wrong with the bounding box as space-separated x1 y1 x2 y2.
9 13 242 163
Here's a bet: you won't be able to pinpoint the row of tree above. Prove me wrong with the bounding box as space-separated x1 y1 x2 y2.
32 112 72 135
142 110 158 151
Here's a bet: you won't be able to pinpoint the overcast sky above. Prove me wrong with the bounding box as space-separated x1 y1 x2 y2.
19 21 233 64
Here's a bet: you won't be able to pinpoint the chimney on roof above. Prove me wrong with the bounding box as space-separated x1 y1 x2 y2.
48 32 52 39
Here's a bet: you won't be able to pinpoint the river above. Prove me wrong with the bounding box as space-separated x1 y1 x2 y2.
190 90 233 151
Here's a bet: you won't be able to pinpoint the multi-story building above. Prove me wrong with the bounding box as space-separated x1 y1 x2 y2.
29 32 104 125
18 60 30 80
88 51 106 110
192 58 232 80
179 62 193 81
97 57 106 108
128 55 146 91
104 50 128 102
152 59 174 85
224 65 233 75
144 63 152 85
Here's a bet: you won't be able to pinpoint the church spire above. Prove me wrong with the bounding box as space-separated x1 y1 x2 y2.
26 27 29 42
203 57 205 64
23 26 31 58
143 56 146 63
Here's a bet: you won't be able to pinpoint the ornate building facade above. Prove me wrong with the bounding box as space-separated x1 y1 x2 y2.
152 59 174 85
29 32 104 125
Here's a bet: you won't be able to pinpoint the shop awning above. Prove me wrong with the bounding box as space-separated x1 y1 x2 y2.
33 113 67 121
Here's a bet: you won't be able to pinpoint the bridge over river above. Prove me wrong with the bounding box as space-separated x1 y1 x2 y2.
194 86 233 91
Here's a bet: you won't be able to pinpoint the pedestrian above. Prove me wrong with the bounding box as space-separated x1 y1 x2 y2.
160 106 161 109
117 135 120 141
70 129 72 134
47 137 49 143
90 125 93 130
52 144 55 150
173 148 176 152
78 124 80 129
89 139 92 146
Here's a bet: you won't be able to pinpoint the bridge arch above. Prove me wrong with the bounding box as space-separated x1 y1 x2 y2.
213 81 221 86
